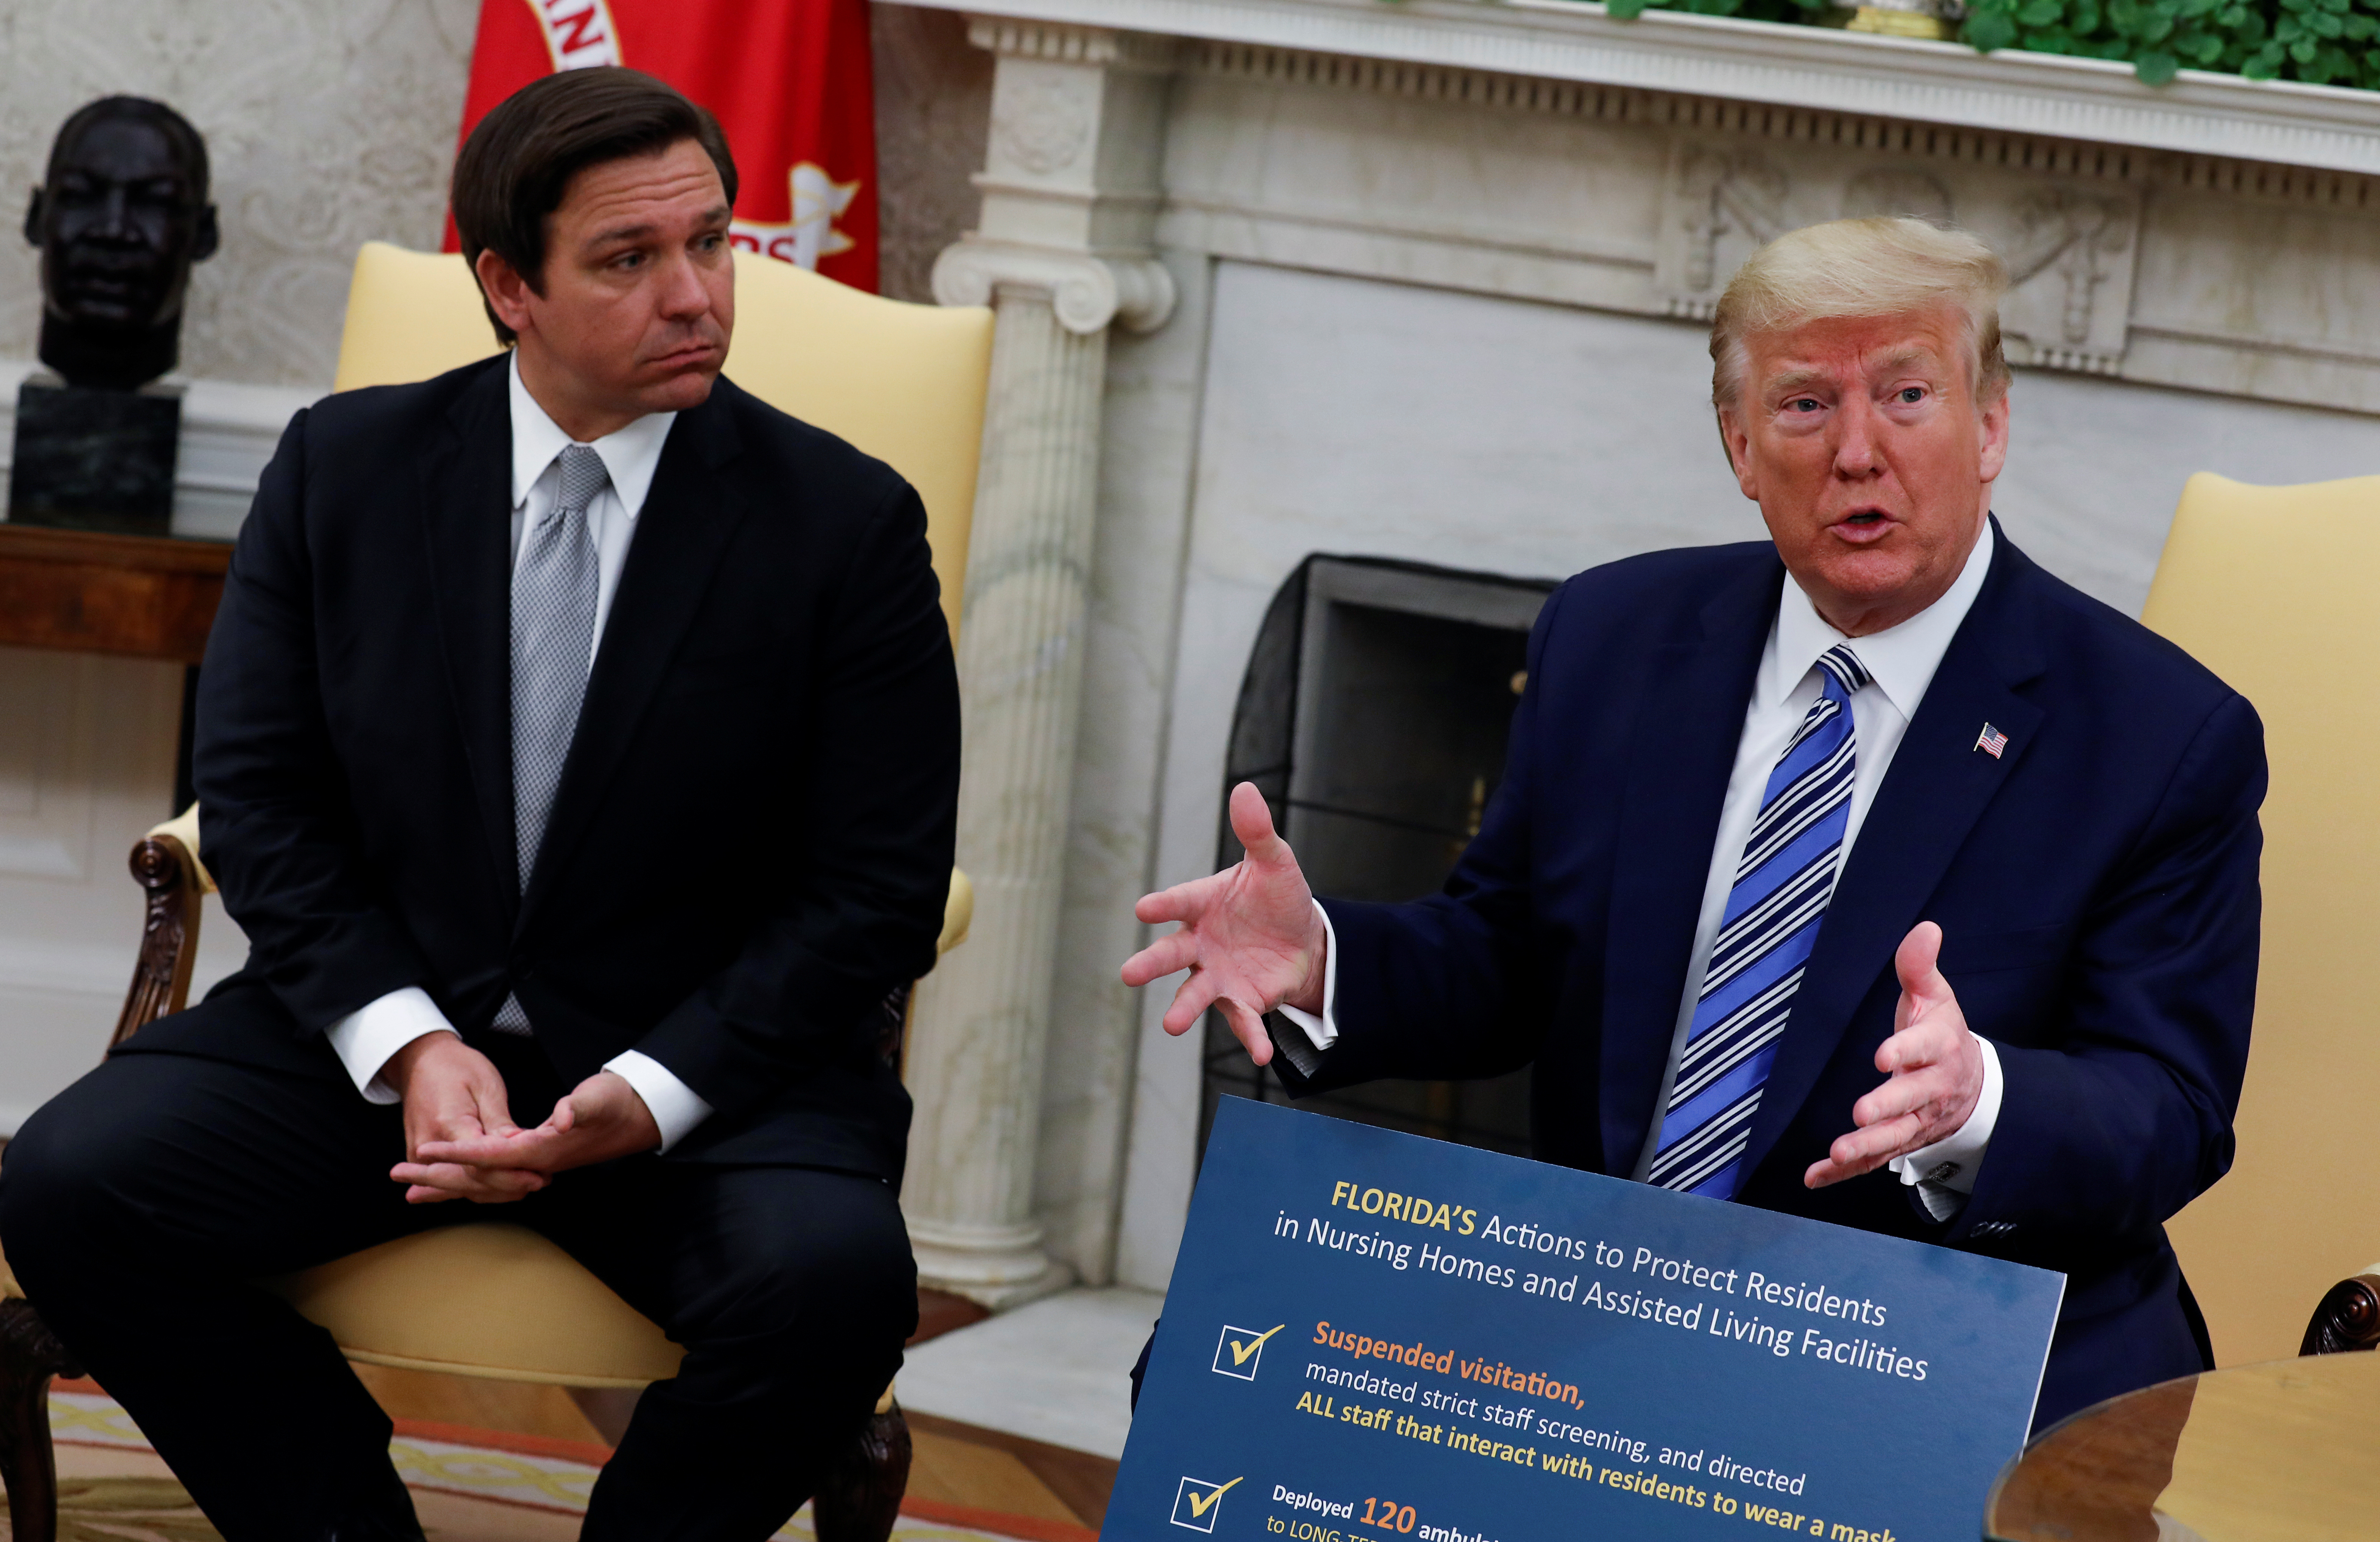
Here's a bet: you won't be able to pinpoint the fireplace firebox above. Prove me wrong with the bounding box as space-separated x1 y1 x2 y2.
1200 555 1557 1160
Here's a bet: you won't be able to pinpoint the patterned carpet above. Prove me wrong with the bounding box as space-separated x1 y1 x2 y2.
5 1388 1092 1542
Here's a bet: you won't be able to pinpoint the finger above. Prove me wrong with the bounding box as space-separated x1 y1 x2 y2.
1894 921 1948 1006
1121 927 1201 988
1853 1060 1966 1128
1215 996 1273 1068
392 1161 548 1195
408 1180 526 1206
422 1140 567 1177
413 1132 544 1164
1160 969 1224 1037
405 1171 543 1204
1875 1017 1958 1078
1227 782 1290 866
1134 874 1220 927
1803 1112 1926 1187
392 1160 471 1187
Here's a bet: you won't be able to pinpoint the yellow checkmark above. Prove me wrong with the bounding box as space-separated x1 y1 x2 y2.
1229 1324 1286 1365
1188 1477 1245 1516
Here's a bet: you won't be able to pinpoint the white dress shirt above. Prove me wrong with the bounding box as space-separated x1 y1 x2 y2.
1282 522 2005 1219
321 352 715 1152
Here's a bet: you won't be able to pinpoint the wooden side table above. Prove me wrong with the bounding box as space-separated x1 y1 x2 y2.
0 523 230 664
1985 1352 2380 1541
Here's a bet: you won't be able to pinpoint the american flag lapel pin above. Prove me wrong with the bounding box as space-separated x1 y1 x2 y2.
1974 722 2009 759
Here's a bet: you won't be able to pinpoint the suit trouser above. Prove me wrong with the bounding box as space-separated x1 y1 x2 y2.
0 1033 916 1542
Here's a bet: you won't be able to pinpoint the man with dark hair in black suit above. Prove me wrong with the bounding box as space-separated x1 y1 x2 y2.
0 67 957 1541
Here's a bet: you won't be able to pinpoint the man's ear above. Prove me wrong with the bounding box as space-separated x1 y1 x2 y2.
1976 382 2011 486
23 186 44 249
190 203 219 263
1717 406 1759 501
473 248 536 340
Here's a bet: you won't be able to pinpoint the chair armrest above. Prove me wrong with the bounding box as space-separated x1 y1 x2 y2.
145 802 215 894
2300 1264 2380 1355
112 825 207 1048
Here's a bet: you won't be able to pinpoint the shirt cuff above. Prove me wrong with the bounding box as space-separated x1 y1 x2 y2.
323 986 457 1104
604 1049 714 1154
1888 1036 2004 1219
1272 901 1340 1052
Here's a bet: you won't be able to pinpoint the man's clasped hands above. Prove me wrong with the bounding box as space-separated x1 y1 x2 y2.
385 1034 661 1204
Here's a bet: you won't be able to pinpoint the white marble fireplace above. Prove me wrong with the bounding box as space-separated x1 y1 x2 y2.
890 0 2380 1304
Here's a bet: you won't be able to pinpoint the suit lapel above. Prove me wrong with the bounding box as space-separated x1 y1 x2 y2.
1598 555 1782 1176
1736 526 2049 1186
516 384 748 934
418 361 518 917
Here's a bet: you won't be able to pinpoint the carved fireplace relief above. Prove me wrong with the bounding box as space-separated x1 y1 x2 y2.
1657 140 2142 374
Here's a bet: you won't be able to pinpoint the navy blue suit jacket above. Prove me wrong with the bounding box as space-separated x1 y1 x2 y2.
1276 522 2263 1431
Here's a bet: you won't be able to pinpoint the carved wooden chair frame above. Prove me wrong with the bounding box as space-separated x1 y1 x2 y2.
0 827 914 1542
2300 1269 2380 1355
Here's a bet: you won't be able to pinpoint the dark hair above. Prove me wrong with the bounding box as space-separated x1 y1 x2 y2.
450 67 737 345
48 96 211 200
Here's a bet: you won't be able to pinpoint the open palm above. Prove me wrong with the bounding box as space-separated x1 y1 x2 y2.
1122 782 1328 1066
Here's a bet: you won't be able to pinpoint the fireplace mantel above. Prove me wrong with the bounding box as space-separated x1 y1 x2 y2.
918 0 2380 174
907 0 2380 411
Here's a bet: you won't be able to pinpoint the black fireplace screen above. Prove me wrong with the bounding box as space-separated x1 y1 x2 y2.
1199 554 1558 1162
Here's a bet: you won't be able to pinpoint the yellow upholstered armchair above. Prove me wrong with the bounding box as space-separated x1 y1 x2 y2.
2143 472 2380 1367
0 245 989 1542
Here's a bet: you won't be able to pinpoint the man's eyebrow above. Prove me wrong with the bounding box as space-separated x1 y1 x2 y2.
1763 368 1831 396
584 221 658 249
581 205 732 250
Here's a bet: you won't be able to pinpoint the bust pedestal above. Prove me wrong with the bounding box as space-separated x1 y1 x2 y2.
7 378 180 538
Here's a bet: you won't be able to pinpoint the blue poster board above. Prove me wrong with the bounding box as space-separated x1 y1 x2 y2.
1109 1098 2063 1542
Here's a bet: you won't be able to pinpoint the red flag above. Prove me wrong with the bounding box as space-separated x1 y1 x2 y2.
448 0 877 292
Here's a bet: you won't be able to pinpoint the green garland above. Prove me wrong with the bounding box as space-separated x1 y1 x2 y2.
1598 0 2380 89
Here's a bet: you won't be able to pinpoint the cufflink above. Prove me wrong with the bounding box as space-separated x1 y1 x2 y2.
1926 1161 1960 1184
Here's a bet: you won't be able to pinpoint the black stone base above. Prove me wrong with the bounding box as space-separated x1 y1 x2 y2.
8 380 181 537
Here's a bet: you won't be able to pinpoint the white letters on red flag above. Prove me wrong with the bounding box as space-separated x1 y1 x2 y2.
451 0 878 291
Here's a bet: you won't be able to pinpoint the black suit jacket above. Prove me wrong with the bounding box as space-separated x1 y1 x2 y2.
128 354 960 1182
1278 524 2263 1428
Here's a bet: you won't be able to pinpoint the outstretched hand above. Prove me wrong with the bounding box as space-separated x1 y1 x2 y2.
1121 782 1328 1067
1804 921 1985 1189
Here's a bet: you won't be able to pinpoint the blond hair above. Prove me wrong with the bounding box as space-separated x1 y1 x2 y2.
1709 217 2010 416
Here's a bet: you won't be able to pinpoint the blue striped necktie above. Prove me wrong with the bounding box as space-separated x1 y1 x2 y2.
1647 642 1872 1201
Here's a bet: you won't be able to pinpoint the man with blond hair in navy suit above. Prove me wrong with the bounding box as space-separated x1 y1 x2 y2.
1128 216 2263 1432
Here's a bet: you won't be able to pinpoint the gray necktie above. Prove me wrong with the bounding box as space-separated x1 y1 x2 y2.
492 443 605 1036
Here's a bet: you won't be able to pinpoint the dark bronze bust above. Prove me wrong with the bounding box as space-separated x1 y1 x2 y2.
23 96 218 392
